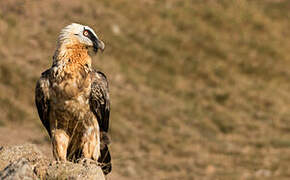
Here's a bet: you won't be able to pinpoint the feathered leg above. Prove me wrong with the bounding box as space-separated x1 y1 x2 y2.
51 129 69 161
82 126 100 160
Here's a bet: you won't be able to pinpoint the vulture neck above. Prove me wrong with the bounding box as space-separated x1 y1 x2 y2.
53 40 92 68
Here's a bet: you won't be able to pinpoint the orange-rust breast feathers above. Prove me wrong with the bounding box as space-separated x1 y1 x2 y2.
65 44 91 65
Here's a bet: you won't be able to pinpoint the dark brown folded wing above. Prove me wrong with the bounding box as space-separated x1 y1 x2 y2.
35 70 51 137
89 71 110 132
89 70 111 175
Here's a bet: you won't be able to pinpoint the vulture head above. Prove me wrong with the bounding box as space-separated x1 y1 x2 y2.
58 23 105 53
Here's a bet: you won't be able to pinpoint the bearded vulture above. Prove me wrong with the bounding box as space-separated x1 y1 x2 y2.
35 23 111 175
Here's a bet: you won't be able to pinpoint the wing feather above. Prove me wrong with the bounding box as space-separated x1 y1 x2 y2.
90 70 112 174
35 70 51 137
90 71 110 132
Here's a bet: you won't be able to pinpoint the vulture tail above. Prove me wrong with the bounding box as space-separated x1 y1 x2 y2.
98 144 112 175
98 131 112 175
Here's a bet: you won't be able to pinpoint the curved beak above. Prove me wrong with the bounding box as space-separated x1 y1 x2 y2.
93 38 105 53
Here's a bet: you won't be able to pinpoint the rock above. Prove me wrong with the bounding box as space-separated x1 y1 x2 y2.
0 144 48 178
0 158 36 180
0 144 47 171
0 144 105 180
46 161 105 180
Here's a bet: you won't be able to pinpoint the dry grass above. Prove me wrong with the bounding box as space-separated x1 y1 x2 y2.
1 0 290 179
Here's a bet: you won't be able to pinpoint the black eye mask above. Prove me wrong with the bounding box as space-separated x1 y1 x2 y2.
84 28 99 52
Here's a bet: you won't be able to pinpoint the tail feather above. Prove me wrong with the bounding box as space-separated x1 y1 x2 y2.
98 145 111 175
98 131 111 175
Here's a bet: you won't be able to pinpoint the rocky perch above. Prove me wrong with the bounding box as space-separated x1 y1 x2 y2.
0 144 105 180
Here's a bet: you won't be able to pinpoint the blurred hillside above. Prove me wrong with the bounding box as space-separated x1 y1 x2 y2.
0 0 290 179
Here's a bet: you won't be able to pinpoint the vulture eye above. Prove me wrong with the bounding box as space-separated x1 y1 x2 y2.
83 30 89 37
